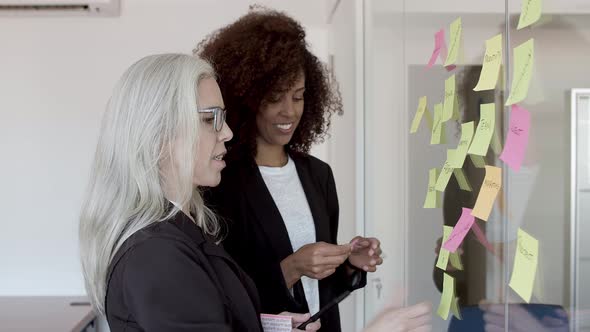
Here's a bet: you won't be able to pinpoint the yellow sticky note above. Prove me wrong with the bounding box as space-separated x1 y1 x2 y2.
506 39 535 106
437 273 455 320
472 166 502 221
444 18 462 67
410 96 433 133
474 34 503 91
450 122 475 168
517 0 543 30
509 228 539 302
443 75 456 122
431 103 447 145
424 168 442 208
467 103 495 157
470 155 486 168
453 168 472 192
435 150 456 192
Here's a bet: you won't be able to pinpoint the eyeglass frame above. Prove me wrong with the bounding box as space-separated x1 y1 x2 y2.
197 106 227 132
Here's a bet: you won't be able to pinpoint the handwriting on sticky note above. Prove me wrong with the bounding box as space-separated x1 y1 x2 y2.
437 273 456 320
471 166 502 221
500 105 531 171
444 18 462 67
474 34 503 91
509 228 539 303
468 103 496 157
442 75 456 122
435 150 456 192
260 314 292 332
411 96 431 133
506 39 535 106
443 208 475 253
424 168 442 208
518 0 543 30
431 103 446 145
450 122 475 168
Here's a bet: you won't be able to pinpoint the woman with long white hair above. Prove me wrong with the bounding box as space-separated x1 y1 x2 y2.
79 53 431 331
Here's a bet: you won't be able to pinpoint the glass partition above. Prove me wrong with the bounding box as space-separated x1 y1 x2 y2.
362 0 590 331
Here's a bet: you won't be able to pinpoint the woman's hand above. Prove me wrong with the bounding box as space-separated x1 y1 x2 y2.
281 242 351 288
363 301 432 332
280 312 321 332
348 236 383 272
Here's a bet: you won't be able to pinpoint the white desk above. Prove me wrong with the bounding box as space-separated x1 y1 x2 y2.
0 296 96 332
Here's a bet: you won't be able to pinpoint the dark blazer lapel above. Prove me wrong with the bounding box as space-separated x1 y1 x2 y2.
241 162 295 261
170 210 261 312
291 155 331 244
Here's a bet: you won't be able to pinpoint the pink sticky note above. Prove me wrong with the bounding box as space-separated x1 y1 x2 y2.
427 29 445 68
427 29 457 71
443 208 475 252
470 222 495 254
500 105 531 171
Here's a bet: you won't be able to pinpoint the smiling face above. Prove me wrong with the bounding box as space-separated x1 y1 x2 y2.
193 77 233 187
255 72 305 149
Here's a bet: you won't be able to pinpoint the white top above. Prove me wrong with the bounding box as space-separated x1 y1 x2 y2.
259 156 320 315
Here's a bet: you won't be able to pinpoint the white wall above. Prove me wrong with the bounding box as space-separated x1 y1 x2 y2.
0 0 330 297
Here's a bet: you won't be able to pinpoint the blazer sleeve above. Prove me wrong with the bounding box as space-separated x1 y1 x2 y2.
123 238 231 332
325 165 367 293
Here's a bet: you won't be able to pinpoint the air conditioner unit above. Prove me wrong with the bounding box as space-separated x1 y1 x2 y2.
0 0 120 16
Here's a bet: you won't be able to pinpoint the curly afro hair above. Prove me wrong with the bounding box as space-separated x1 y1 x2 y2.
195 7 342 161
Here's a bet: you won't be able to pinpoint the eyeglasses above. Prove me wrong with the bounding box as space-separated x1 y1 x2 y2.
197 106 226 132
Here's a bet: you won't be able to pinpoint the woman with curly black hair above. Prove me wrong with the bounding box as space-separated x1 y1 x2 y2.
197 8 384 331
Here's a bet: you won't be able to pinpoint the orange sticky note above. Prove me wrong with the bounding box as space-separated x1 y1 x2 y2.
472 166 502 221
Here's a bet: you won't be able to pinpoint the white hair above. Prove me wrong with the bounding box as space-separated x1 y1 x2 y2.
79 54 219 314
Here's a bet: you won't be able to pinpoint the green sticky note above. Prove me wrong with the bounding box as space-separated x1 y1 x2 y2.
444 18 462 67
490 129 503 155
436 225 453 270
506 39 535 106
450 121 475 168
424 168 442 208
452 95 460 121
474 34 503 91
437 273 455 320
449 250 464 270
453 169 473 192
435 150 456 192
443 75 456 122
517 0 543 30
470 155 486 168
411 96 430 133
468 103 495 156
431 103 447 145
509 228 539 303
441 225 464 270
451 297 462 320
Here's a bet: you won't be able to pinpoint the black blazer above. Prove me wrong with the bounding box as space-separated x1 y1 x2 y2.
206 153 366 332
105 209 263 332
